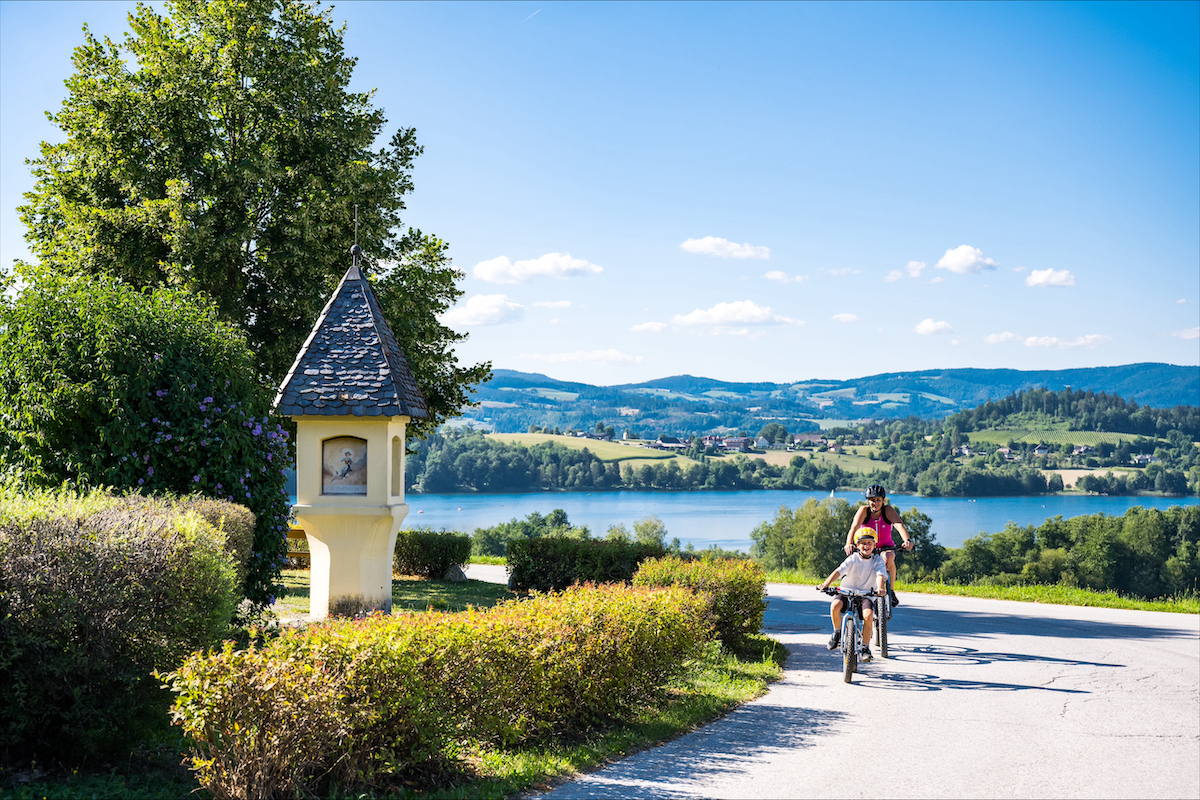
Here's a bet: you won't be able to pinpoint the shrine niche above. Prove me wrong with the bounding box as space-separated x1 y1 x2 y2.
322 436 367 495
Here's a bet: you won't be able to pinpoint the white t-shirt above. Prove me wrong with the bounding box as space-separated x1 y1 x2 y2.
836 552 887 593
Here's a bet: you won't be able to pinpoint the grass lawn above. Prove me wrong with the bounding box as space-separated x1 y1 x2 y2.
272 568 516 616
967 429 1149 447
764 569 1200 613
13 574 785 800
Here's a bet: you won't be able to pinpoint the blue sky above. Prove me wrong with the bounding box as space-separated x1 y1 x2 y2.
2 1 1198 385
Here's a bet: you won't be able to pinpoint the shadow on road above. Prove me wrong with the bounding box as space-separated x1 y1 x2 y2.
895 604 1196 642
887 642 1121 668
854 669 1090 693
551 703 848 799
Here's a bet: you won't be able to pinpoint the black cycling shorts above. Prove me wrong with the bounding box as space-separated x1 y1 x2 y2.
834 595 876 615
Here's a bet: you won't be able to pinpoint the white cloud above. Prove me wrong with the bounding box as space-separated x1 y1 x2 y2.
885 270 903 282
534 300 573 308
906 260 926 278
680 236 770 259
1023 334 1112 349
915 319 952 335
1177 298 1189 304
1013 266 1027 273
930 276 945 284
832 313 858 323
1025 268 1076 287
823 267 857 276
632 321 666 332
1171 326 1200 340
473 252 603 284
935 245 999 274
985 331 1022 344
764 270 804 283
520 349 643 364
672 300 800 326
439 294 526 327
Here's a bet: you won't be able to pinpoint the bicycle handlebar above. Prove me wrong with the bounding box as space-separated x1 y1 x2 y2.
818 586 880 597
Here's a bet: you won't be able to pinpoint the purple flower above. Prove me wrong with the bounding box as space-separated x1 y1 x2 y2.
203 397 213 404
138 478 144 485
193 475 200 482
252 425 262 436
174 445 180 452
199 405 206 412
165 434 172 441
156 390 165 397
147 467 154 476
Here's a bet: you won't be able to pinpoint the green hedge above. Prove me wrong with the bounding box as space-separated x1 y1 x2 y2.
634 556 768 650
162 583 710 797
506 537 666 592
0 489 240 764
393 527 473 578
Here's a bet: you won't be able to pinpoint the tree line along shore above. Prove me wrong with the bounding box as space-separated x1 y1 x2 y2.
407 387 1198 497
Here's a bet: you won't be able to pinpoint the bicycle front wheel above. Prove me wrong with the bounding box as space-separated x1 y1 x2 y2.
878 597 889 659
842 615 857 683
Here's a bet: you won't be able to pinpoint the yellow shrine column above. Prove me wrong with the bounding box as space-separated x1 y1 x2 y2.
292 417 410 616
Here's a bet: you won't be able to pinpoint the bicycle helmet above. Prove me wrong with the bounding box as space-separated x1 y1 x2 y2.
865 484 886 499
854 527 878 544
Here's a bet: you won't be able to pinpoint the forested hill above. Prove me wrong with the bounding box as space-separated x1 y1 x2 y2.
462 363 1199 435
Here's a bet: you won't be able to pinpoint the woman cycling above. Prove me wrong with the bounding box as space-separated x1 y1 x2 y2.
843 485 912 606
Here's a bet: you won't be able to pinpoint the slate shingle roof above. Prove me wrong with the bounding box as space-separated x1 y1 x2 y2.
274 260 429 419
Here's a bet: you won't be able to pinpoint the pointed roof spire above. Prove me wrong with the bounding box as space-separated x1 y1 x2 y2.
274 245 429 419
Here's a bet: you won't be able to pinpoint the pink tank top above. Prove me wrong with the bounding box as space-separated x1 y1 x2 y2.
861 510 895 547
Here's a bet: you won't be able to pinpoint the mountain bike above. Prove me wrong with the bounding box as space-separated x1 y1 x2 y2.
820 586 879 683
874 543 912 659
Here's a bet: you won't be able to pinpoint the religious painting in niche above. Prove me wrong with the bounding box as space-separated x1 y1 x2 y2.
322 437 367 494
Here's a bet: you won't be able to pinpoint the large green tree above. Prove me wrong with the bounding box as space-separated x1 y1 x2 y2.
17 0 488 436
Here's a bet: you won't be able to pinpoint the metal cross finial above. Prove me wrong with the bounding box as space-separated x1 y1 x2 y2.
351 206 363 268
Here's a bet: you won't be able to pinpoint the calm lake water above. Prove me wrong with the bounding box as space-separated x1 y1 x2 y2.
393 491 1199 551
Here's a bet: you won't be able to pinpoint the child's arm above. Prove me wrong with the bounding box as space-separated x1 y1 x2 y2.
817 569 842 590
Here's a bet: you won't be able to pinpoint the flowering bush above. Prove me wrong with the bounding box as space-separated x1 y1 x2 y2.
0 488 240 764
634 556 767 650
0 271 289 603
161 583 710 798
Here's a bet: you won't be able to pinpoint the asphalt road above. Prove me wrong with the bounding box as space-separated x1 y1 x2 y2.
529 580 1200 800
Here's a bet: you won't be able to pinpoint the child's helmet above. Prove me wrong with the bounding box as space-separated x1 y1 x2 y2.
854 527 878 544
865 485 886 499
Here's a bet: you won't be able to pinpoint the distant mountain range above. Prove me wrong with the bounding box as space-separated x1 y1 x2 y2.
459 363 1200 436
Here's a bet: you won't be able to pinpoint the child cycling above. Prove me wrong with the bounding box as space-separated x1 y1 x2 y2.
844 484 913 606
819 527 888 661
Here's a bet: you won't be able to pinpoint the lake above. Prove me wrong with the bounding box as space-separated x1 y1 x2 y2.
394 490 1199 551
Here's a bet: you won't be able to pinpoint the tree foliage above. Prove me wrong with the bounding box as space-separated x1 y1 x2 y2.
939 505 1199 598
16 0 487 431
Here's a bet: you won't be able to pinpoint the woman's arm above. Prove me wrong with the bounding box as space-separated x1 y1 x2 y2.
886 506 914 549
844 507 868 553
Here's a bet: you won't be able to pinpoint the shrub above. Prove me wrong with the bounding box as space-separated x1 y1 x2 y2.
0 271 290 604
162 584 709 798
634 556 767 649
506 537 666 592
471 508 590 557
0 489 239 764
393 527 472 578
